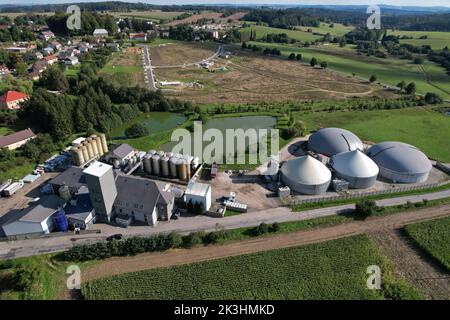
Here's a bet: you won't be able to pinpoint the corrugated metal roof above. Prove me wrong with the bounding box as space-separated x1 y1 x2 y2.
186 182 211 197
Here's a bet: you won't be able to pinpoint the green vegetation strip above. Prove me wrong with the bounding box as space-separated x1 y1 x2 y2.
290 183 450 212
404 216 450 271
81 235 422 300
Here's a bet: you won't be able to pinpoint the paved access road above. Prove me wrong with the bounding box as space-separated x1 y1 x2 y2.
1 187 449 260
140 45 156 91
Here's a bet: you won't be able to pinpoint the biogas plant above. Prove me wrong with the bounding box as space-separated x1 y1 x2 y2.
271 127 445 199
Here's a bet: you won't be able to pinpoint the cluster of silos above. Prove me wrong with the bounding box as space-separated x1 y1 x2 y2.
142 150 200 181
71 133 108 167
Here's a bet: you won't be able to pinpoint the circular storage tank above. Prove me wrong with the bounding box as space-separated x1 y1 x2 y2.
183 155 193 179
151 155 161 176
165 152 174 158
191 156 200 170
157 150 165 157
366 142 432 183
80 144 89 162
160 156 170 177
330 150 379 189
177 159 187 181
308 128 364 156
148 150 156 156
143 154 152 174
71 147 84 166
94 136 104 155
169 156 179 178
280 155 331 195
52 210 68 232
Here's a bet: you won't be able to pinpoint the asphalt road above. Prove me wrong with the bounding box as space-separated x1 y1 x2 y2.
140 45 156 91
1 187 449 260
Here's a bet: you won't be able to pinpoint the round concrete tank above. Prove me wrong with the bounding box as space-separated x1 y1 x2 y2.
143 154 152 174
99 133 108 153
280 155 331 195
160 156 170 177
169 156 179 178
308 128 364 156
151 154 161 176
366 141 432 183
177 159 187 181
330 150 379 189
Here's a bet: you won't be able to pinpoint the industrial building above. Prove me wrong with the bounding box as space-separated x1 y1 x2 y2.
48 166 85 196
1 196 66 237
308 128 364 156
280 155 331 195
366 142 432 183
104 143 134 167
330 150 379 189
63 186 95 229
185 181 212 212
114 176 175 226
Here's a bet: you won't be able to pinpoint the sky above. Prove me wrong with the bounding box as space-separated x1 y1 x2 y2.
0 0 449 7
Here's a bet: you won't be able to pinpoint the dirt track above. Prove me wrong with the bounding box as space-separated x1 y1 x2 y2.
83 204 450 283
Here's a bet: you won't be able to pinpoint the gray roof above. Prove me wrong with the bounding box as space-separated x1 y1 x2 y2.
330 150 379 178
366 142 432 174
112 144 134 160
49 166 85 189
3 195 65 225
308 128 364 156
114 176 174 212
0 129 36 148
64 186 94 222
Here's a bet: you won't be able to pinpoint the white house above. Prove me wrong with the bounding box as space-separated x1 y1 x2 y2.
64 56 79 66
93 28 108 38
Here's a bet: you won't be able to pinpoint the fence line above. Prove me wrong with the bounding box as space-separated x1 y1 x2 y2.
284 181 450 206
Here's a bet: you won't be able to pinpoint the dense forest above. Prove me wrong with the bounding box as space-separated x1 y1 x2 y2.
46 12 117 36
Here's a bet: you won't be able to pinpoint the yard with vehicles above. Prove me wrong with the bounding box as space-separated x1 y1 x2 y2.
296 107 450 162
245 42 450 100
149 42 394 104
404 216 450 271
81 235 422 300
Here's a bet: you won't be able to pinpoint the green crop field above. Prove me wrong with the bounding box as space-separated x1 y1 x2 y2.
110 10 184 22
295 22 354 37
246 42 450 99
388 30 450 50
82 235 422 300
297 107 450 162
404 216 450 271
240 25 323 42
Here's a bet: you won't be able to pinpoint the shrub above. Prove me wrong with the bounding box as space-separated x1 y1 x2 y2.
355 200 382 218
124 123 149 138
182 232 204 248
271 222 280 233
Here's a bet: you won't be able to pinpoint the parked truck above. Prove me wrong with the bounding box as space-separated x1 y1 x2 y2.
3 181 24 197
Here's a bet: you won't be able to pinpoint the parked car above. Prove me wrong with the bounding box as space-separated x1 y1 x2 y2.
106 234 123 241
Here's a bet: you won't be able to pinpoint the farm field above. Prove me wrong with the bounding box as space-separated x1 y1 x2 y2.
150 43 394 104
0 12 54 18
404 216 450 271
81 235 421 300
297 107 450 162
149 41 219 66
167 11 246 26
295 22 355 37
99 47 144 87
240 25 323 42
388 30 450 50
109 10 184 22
247 42 450 99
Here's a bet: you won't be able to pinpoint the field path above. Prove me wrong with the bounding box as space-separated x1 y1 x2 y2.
368 228 450 299
82 204 450 283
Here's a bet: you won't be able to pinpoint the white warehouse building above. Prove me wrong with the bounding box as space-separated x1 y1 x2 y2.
184 182 212 212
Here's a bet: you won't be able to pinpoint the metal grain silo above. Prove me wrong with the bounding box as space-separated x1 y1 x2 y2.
71 147 84 166
165 152 174 158
94 136 104 155
183 155 193 179
89 137 99 156
191 156 200 170
177 158 187 181
143 153 152 174
169 156 179 178
99 133 108 153
157 150 165 157
84 140 94 159
148 150 156 156
80 143 89 162
160 156 170 177
151 154 161 176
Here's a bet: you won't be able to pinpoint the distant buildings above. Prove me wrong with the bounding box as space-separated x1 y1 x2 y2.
0 91 29 110
129 33 147 41
43 54 58 65
41 31 55 41
0 65 10 78
63 56 79 66
0 128 36 150
93 28 108 38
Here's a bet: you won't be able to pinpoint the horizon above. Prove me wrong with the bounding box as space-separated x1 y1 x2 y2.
0 1 450 9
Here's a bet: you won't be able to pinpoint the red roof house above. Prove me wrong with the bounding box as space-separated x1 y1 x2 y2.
0 91 29 110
